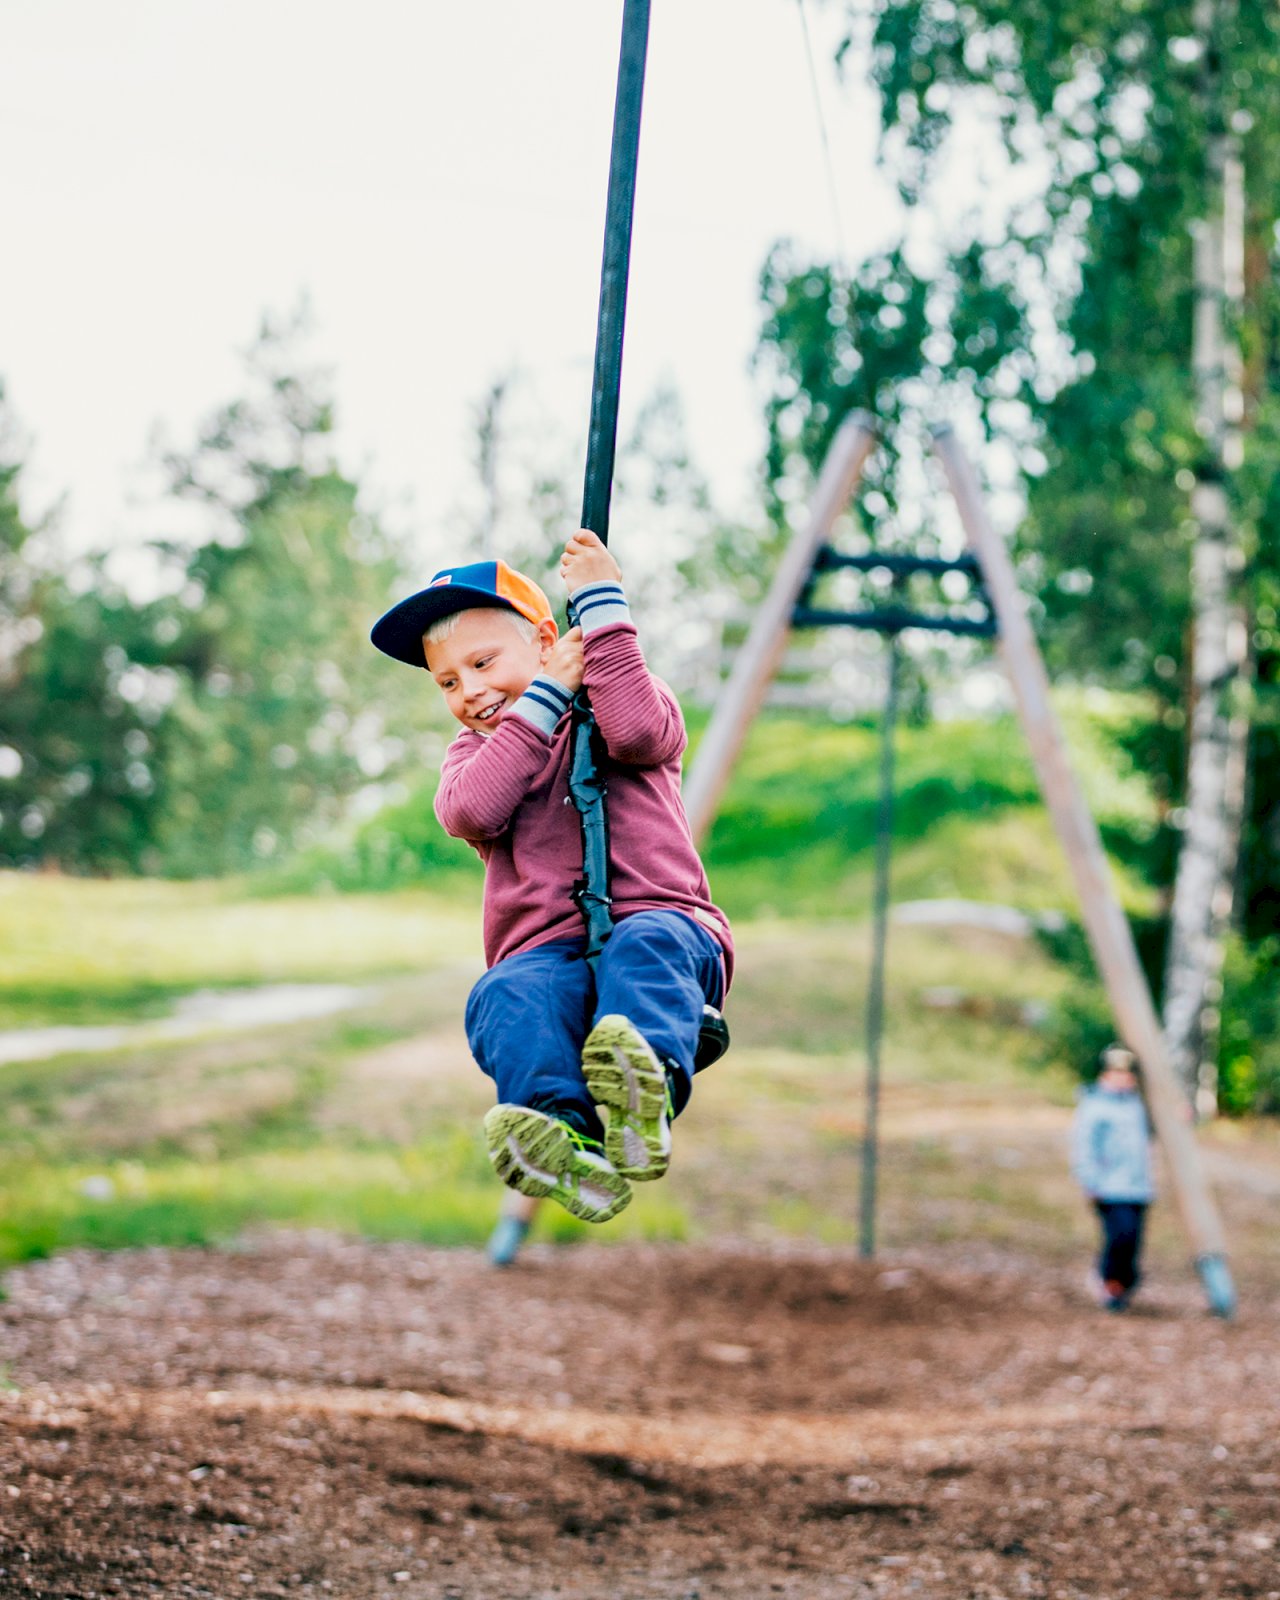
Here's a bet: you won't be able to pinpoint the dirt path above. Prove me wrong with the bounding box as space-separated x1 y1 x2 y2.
2 1234 1279 1599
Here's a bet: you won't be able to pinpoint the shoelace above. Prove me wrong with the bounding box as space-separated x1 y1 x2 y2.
563 1124 606 1156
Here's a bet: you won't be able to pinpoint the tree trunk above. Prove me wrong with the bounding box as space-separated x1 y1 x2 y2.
1162 0 1251 1116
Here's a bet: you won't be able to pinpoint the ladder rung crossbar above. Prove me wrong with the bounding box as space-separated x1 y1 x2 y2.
792 605 998 638
813 547 983 580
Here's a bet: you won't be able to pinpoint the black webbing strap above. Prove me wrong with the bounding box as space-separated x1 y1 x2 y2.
566 660 614 965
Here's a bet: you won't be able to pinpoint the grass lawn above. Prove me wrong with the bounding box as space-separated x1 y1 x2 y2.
3 865 1276 1295
2 682 1272 1289
0 874 480 1029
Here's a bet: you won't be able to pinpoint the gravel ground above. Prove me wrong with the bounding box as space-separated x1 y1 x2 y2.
2 1232 1278 1599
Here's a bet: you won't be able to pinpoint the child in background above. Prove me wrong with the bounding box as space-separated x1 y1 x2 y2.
1070 1043 1154 1311
371 529 732 1225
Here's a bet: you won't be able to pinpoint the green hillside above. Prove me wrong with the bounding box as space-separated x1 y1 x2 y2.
263 700 1163 925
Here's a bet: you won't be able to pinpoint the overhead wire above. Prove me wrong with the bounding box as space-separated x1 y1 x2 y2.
795 0 851 286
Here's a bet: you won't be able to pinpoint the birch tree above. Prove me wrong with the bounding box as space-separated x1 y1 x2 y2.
1162 0 1250 1112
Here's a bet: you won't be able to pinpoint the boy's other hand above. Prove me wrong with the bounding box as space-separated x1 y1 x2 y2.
560 529 622 595
543 625 584 692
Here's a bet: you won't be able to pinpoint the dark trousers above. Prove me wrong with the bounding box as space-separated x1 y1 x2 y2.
1095 1200 1147 1294
465 910 725 1133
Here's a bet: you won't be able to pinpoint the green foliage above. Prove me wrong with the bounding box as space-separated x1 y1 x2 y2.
1036 922 1280 1113
752 2 1280 1095
756 246 933 526
0 394 167 871
1237 407 1280 943
1032 910 1166 1086
1218 935 1280 1115
144 310 427 875
258 775 482 896
834 0 1280 851
3 310 448 879
760 2 1280 680
2 311 761 882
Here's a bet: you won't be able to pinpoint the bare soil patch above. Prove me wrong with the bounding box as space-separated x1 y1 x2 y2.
2 1234 1278 1599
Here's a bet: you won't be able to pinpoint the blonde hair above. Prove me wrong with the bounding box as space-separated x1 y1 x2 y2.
424 607 537 646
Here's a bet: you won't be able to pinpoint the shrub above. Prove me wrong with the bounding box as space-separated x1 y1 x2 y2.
1218 936 1280 1116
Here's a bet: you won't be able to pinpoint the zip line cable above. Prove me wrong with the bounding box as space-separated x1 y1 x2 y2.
795 0 851 285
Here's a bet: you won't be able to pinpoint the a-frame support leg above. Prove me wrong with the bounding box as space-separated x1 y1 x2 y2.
932 424 1236 1318
682 412 878 844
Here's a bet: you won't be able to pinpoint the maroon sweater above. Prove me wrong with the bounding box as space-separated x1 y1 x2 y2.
434 621 733 986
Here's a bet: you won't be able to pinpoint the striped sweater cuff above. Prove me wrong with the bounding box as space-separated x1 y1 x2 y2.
570 581 631 635
507 674 573 736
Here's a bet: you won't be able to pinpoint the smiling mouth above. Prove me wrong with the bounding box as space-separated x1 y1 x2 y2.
475 701 505 724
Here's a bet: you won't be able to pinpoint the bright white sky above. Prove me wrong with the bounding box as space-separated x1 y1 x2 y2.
0 0 903 567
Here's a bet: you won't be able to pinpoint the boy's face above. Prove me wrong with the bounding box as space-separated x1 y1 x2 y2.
1100 1065 1138 1093
424 607 556 733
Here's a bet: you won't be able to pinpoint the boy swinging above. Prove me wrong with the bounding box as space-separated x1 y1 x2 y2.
371 530 732 1222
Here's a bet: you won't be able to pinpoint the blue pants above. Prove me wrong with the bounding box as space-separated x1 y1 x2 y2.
1095 1200 1147 1294
464 910 725 1132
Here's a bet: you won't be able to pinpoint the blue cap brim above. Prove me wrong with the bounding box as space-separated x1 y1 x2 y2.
370 586 523 669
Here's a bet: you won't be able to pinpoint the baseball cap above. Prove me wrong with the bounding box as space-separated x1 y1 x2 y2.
370 559 553 669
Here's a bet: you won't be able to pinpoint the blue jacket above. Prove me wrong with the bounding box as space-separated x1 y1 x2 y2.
1070 1086 1154 1202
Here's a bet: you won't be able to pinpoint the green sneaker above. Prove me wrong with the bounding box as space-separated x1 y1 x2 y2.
482 1105 631 1223
581 1015 672 1182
